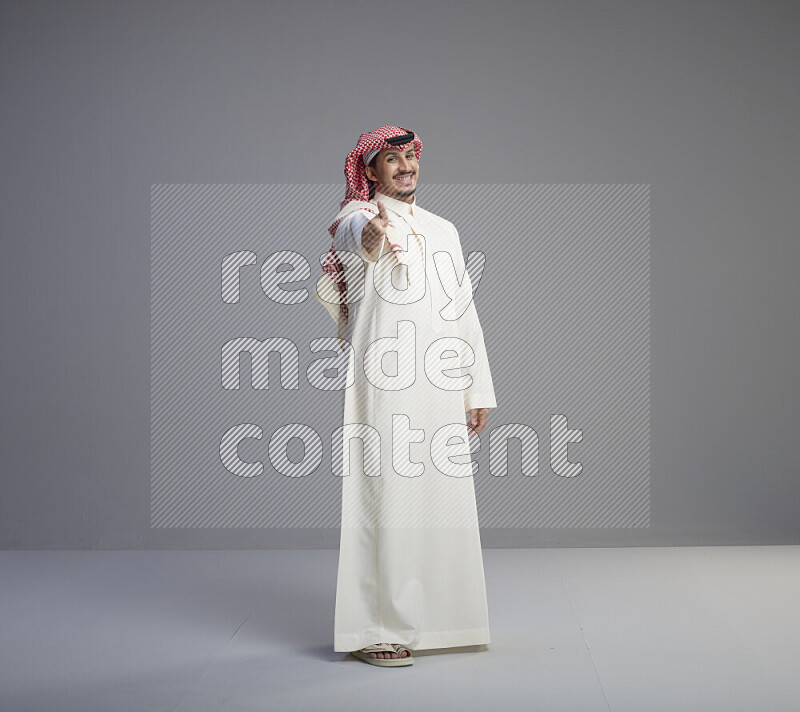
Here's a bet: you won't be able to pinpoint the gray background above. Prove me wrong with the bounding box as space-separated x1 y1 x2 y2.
1 0 797 548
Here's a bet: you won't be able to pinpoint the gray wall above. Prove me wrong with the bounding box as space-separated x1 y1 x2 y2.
1 0 797 548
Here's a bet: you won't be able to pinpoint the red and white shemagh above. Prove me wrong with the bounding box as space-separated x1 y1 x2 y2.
320 126 422 347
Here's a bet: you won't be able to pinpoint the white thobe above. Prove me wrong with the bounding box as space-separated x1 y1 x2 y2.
317 191 498 652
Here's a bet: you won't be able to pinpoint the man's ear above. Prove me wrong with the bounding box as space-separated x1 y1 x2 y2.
364 166 375 182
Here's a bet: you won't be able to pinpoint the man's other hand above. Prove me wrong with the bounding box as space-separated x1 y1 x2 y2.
467 408 489 437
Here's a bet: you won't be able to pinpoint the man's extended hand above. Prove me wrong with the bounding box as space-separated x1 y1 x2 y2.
361 200 393 257
467 408 489 437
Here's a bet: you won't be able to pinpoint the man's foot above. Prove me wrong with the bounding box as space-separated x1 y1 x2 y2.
350 642 414 666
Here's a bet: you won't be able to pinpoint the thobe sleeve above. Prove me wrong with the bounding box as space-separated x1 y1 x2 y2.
449 222 499 412
334 209 387 263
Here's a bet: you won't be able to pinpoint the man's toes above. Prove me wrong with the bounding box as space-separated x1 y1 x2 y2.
362 645 406 659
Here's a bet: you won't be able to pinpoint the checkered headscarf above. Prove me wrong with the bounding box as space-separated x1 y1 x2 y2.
319 126 423 349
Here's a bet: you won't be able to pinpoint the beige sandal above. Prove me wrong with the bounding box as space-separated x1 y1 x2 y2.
351 642 414 667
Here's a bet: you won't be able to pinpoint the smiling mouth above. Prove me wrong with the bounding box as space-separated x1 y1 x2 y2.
394 174 415 183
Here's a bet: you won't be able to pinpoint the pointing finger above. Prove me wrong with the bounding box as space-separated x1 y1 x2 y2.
377 201 390 223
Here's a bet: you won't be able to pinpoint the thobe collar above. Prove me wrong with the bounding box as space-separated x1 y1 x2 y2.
373 191 417 218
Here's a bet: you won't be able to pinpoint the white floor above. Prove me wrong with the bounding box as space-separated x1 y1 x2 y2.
1 546 798 712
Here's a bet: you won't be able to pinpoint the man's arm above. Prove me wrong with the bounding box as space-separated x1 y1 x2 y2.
448 222 498 414
335 201 394 263
335 210 378 262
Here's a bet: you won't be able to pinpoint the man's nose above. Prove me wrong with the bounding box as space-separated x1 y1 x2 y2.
398 157 414 173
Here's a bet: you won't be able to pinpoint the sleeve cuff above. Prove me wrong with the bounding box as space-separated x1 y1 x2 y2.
464 392 497 412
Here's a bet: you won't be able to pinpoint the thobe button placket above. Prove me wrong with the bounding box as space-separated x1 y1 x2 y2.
400 214 441 334
374 192 442 334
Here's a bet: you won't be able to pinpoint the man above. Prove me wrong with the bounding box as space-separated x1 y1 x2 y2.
315 126 498 667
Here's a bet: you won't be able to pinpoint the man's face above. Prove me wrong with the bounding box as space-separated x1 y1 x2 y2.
364 144 419 201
